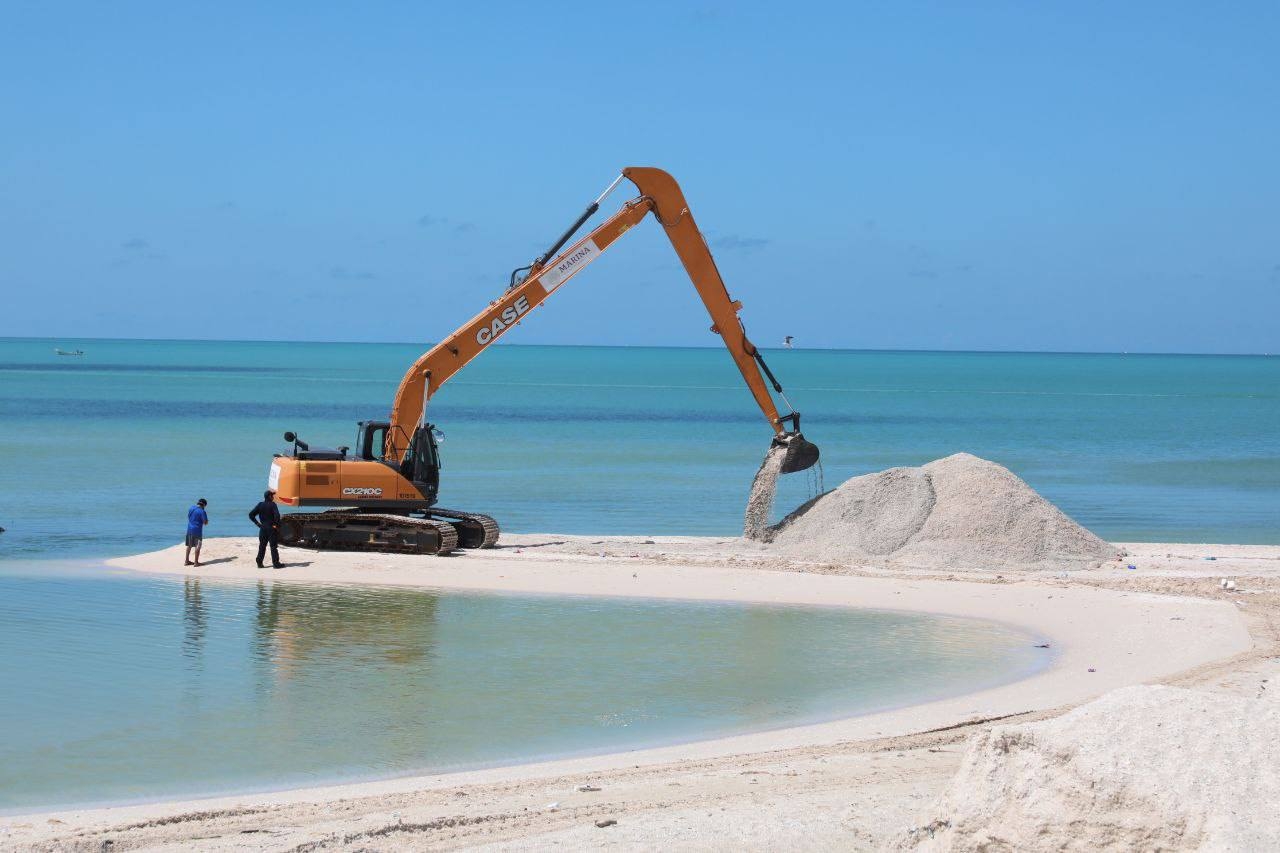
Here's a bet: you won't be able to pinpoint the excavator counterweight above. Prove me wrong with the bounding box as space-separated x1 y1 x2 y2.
266 168 819 554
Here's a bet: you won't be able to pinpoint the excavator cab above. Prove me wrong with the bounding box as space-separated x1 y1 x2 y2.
352 419 441 503
401 425 442 502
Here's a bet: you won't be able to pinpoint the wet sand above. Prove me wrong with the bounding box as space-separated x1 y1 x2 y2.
4 537 1275 850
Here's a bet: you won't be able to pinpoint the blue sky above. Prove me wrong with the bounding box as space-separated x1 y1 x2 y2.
2 2 1277 353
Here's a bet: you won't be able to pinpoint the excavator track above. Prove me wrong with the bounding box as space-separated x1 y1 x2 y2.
279 512 459 555
428 508 500 549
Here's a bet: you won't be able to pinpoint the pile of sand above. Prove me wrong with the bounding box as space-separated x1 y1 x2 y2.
766 453 1119 571
897 685 1280 851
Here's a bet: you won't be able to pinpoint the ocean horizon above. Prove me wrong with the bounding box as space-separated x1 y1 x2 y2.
11 335 1276 357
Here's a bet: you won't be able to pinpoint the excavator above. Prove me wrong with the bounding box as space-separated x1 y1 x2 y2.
267 167 820 555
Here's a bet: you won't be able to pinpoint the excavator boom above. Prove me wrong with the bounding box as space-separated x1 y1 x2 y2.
386 167 818 473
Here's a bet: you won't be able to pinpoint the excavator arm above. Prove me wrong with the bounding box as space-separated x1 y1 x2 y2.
386 167 818 473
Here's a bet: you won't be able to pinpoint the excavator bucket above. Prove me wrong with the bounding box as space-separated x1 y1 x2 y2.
777 433 821 474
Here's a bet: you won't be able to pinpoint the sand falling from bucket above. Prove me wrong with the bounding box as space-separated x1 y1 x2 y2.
744 444 787 540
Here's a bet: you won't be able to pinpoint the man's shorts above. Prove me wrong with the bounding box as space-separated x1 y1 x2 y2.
185 533 202 547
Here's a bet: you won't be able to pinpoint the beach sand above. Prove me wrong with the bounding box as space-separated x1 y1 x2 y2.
4 536 1276 850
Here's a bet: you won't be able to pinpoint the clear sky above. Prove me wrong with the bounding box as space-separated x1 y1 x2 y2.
2 2 1277 353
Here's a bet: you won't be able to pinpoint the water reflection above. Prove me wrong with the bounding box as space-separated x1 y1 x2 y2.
181 578 208 715
181 578 206 665
250 581 440 684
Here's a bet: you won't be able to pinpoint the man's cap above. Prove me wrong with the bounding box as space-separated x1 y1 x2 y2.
197 498 207 506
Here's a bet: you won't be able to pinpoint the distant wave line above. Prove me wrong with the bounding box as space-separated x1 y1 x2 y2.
1 367 1268 401
0 398 987 426
0 364 290 374
409 380 1266 401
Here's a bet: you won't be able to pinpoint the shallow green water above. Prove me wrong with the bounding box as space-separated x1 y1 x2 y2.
0 563 1044 811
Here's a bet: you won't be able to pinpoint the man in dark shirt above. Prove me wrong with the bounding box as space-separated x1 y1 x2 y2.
249 489 284 569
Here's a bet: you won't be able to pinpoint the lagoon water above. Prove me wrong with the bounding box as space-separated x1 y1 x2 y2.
0 338 1273 809
0 562 1043 811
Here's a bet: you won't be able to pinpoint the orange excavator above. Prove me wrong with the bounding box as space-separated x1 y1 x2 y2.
267 167 819 554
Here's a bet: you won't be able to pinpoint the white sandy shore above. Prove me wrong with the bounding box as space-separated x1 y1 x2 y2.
5 536 1276 850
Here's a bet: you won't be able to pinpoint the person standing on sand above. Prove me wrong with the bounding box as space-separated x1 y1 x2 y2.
249 490 284 569
184 498 208 566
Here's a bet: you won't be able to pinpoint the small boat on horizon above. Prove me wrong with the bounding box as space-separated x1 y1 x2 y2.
54 348 85 356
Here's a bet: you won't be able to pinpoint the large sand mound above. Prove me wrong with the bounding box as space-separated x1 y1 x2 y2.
767 453 1119 571
897 685 1280 851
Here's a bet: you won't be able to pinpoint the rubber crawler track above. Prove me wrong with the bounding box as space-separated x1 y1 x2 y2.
430 508 500 549
279 512 459 555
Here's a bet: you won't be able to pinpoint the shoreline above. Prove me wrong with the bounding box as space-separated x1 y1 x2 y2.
2 536 1264 846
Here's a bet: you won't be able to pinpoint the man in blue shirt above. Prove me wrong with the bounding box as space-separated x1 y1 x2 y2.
185 498 209 567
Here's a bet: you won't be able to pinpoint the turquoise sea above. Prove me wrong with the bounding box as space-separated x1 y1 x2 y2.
0 337 1276 555
0 337 1272 810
